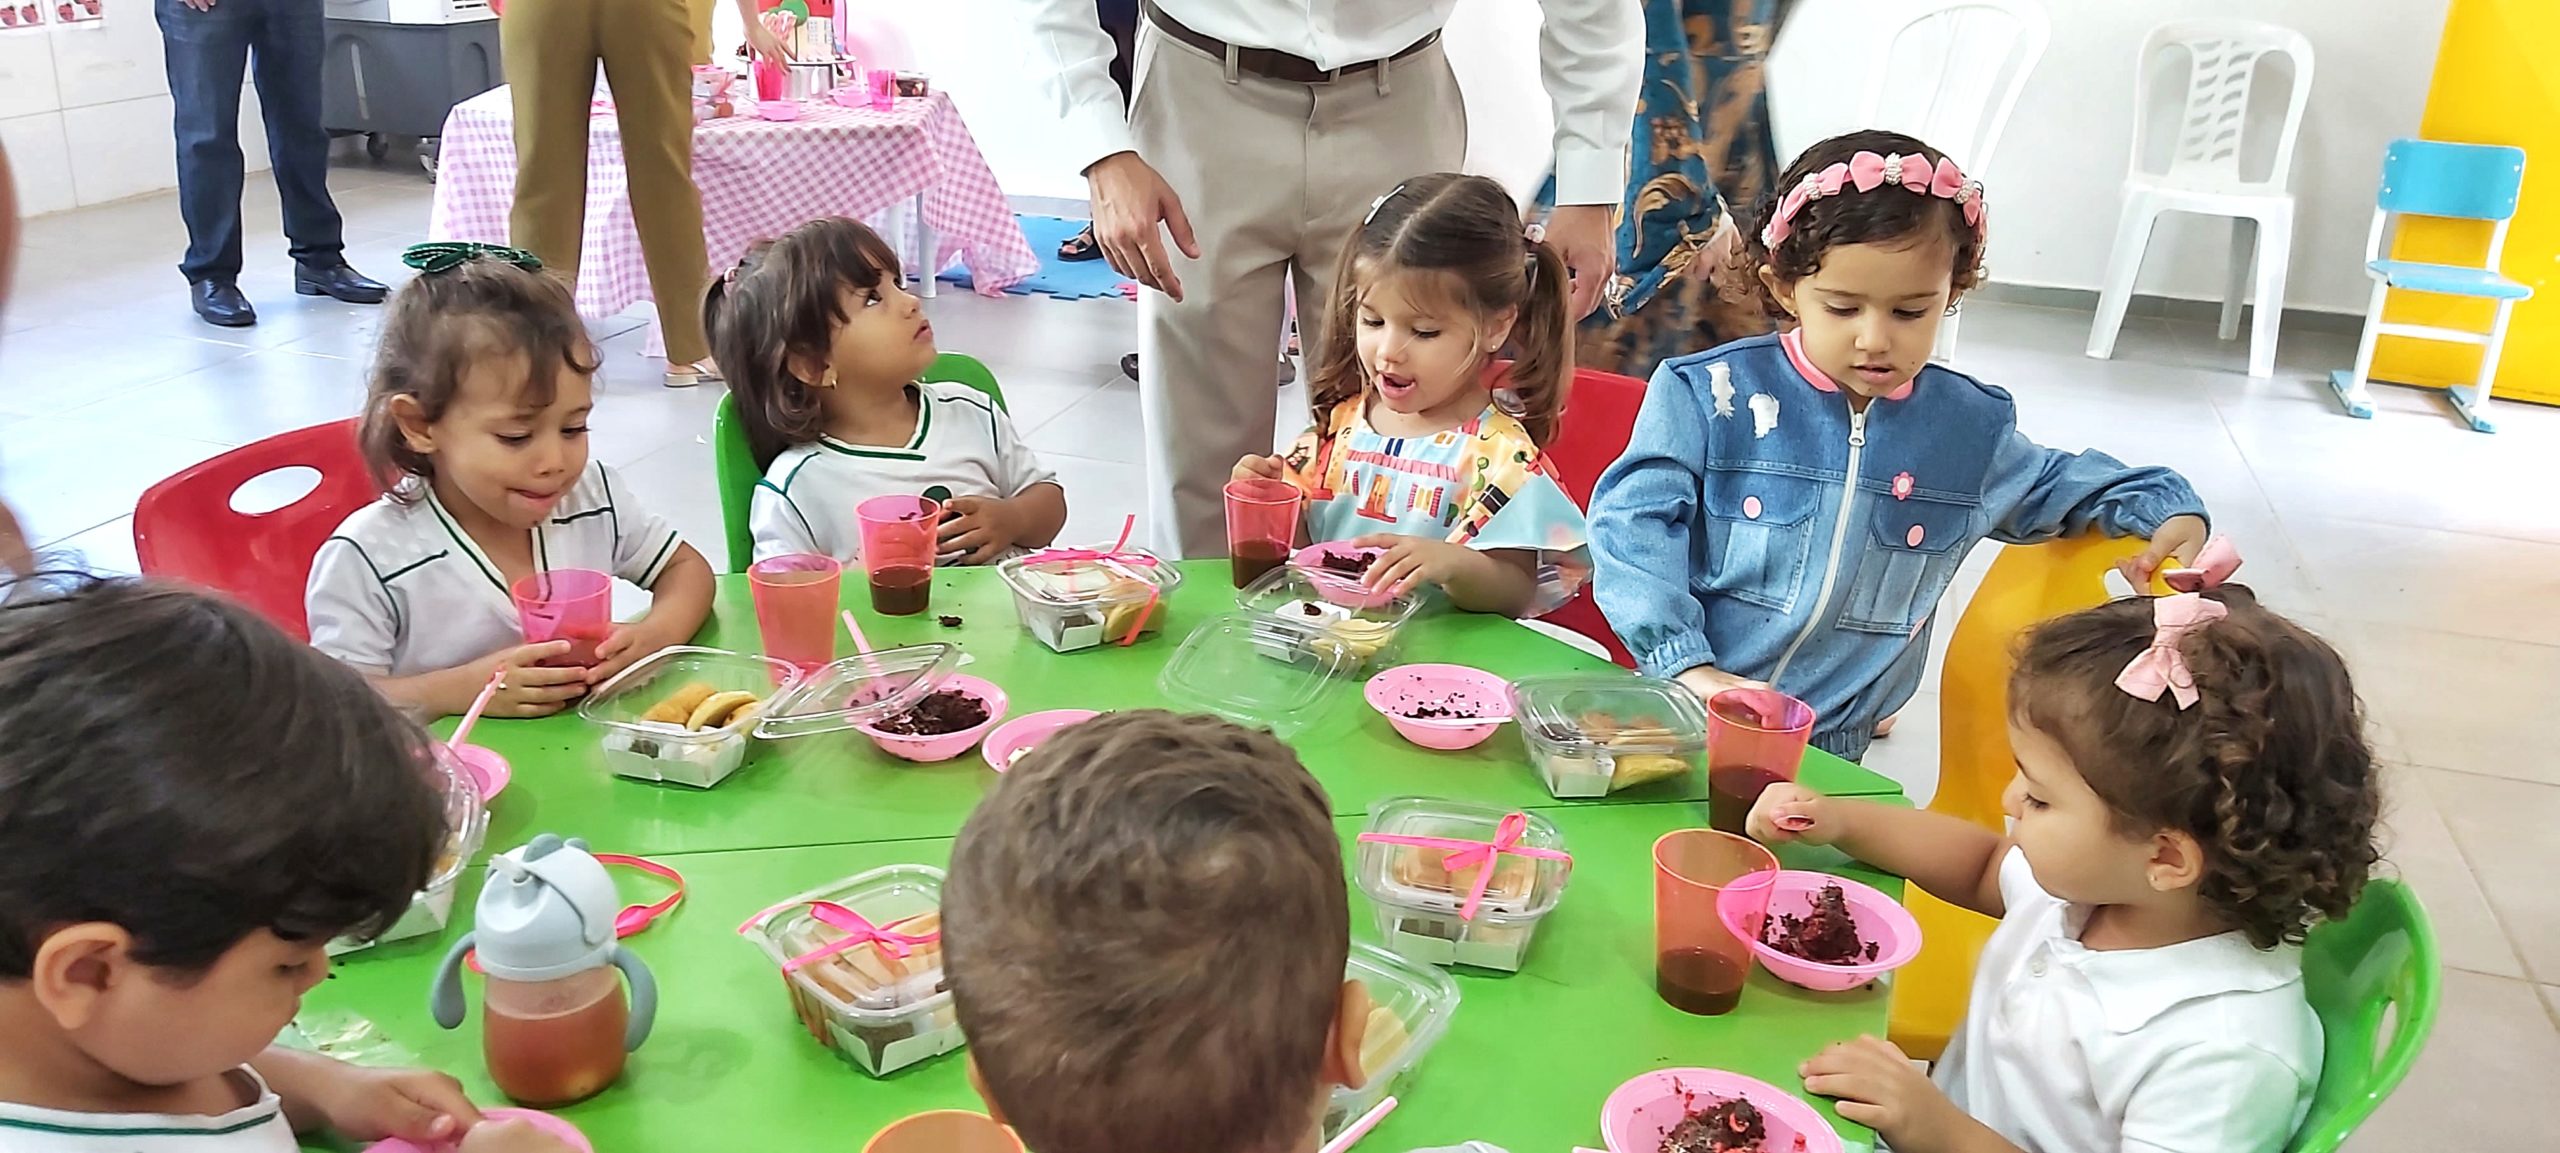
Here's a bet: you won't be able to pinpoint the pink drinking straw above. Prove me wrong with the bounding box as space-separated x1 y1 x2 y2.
1318 1096 1397 1153
449 668 506 749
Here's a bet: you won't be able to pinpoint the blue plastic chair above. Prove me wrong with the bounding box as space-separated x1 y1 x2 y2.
2328 139 2531 433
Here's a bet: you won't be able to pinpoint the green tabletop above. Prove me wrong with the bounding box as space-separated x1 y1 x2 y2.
440 563 1902 858
304 803 1900 1153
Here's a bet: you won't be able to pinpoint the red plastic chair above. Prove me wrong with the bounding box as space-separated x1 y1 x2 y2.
133 419 380 641
1535 366 1646 668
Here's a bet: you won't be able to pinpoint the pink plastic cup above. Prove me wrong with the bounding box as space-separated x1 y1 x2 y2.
857 495 941 616
1718 869 1922 993
1705 687 1816 837
510 568 613 667
749 553 843 675
1364 663 1511 750
866 68 897 110
1225 478 1302 589
1652 829 1778 1016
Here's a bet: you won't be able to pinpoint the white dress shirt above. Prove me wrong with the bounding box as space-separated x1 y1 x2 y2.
1024 0 1641 204
1933 848 2323 1153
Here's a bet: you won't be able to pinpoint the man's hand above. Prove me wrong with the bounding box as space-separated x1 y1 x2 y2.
1087 152 1200 302
1542 204 1617 321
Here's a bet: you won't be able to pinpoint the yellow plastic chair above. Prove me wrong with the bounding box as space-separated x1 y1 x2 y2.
1888 534 2153 1060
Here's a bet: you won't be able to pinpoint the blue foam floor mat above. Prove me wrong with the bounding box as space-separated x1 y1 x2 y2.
940 214 1133 301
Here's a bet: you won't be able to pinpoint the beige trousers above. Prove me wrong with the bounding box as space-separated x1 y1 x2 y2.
1130 24 1466 558
502 0 712 364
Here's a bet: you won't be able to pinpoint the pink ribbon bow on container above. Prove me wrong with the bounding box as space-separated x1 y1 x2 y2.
739 900 940 973
1357 812 1571 922
1022 514 1161 646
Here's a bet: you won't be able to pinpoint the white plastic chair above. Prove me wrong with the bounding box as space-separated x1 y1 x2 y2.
1853 0 2050 362
2085 21 2314 379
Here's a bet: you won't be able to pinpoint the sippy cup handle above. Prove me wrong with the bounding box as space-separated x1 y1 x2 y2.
611 945 658 1052
428 932 478 1030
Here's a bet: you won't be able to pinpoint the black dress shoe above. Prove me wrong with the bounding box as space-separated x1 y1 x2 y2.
191 280 257 328
294 262 389 305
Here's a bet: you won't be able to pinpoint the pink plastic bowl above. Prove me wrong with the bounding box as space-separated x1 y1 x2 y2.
448 743 511 801
1717 870 1921 993
1600 1068 1842 1153
1292 542 1396 609
857 675 1009 763
1364 663 1510 751
364 1108 592 1153
980 709 1100 773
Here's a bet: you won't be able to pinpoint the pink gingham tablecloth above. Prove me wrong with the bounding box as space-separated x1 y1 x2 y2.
429 87 1038 321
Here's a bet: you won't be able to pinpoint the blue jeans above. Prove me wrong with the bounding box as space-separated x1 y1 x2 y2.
156 0 345 284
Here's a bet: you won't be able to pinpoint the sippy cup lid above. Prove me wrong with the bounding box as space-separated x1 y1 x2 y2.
471 834 622 983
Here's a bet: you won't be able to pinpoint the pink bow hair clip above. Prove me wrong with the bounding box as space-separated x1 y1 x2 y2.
2162 535 2241 593
2115 595 2228 709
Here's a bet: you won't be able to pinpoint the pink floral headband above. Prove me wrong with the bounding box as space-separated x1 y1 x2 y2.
1761 151 1987 249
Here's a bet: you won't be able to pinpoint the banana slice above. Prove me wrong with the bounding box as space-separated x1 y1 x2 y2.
643 682 719 726
685 690 762 731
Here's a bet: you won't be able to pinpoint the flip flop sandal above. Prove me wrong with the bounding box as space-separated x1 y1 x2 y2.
1058 224 1105 263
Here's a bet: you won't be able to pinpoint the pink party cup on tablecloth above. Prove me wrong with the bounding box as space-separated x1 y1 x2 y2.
510 568 612 667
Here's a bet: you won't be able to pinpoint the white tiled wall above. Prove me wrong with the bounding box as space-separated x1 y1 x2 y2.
1 14 272 217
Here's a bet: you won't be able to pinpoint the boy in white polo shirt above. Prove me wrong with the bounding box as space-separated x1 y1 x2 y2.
1749 578 2381 1153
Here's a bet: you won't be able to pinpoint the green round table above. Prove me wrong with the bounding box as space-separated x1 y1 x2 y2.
299 563 1908 1153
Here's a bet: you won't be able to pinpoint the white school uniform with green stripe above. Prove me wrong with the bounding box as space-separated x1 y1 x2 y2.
0 1068 293 1150
305 461 683 678
748 382 1058 565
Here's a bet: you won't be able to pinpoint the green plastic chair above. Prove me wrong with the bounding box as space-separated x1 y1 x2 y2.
2287 877 2440 1153
712 352 1008 573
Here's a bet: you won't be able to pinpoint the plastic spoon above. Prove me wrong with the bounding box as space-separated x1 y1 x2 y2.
448 668 507 749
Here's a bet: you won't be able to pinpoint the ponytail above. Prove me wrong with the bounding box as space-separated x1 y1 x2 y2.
1502 237 1573 446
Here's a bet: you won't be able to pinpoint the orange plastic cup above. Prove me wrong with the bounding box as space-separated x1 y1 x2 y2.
862 1112 1025 1153
1224 477 1301 588
1653 829 1778 1016
748 553 843 675
1705 688 1817 836
857 495 941 616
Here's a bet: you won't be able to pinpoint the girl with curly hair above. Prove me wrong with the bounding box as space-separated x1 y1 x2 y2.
1745 540 2382 1153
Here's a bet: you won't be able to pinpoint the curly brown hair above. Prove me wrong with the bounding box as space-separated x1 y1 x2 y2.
1306 173 1573 445
703 217 905 470
1742 129 1986 323
360 257 598 498
2010 588 2380 948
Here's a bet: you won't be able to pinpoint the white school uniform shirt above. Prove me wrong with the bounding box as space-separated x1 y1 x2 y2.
748 382 1059 565
306 461 683 678
0 1068 294 1151
1933 848 2322 1153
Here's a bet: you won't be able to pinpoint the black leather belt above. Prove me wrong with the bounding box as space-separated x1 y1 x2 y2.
1141 1 1440 85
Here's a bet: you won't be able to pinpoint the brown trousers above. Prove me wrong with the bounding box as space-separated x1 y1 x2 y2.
501 0 711 364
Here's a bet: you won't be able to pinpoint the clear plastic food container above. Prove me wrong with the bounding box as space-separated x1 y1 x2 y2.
579 647 803 787
1325 941 1461 1141
1236 565 1424 671
740 864 962 1077
1157 613 1359 739
1507 674 1712 799
331 744 487 955
997 545 1182 652
1355 798 1571 972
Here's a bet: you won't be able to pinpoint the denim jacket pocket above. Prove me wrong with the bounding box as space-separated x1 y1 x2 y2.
1700 474 1822 613
1840 493 1977 634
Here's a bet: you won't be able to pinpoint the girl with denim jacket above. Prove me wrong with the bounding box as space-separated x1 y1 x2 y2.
1588 131 2210 761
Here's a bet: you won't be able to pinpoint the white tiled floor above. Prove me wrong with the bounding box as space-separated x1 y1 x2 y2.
6 155 2557 1145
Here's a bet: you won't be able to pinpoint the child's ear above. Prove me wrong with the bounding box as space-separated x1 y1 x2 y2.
1757 264 1796 317
27 923 132 1031
785 350 831 389
2145 829 2208 894
1481 305 1519 355
388 395 437 456
1320 977 1373 1093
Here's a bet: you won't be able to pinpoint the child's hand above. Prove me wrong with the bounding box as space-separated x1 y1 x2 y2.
1674 665 1767 703
2121 514 2210 590
588 619 681 687
1746 782 1836 846
459 1118 580 1153
304 1063 481 1143
473 642 587 718
1352 534 1484 598
1801 1035 1964 1149
1233 454 1289 484
939 496 1020 567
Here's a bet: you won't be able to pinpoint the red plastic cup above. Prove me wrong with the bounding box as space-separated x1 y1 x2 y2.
1224 478 1301 589
510 569 613 667
749 553 844 676
1653 829 1778 1016
857 495 940 616
1705 688 1817 837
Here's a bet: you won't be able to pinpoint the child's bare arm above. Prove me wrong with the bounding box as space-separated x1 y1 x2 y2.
1748 785 2010 919
1001 482 1068 551
252 1045 479 1141
369 641 584 720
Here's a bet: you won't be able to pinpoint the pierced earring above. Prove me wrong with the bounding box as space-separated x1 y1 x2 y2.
821 368 838 390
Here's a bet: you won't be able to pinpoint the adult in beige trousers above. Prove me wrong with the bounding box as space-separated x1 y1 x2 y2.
1024 0 1642 558
500 0 783 386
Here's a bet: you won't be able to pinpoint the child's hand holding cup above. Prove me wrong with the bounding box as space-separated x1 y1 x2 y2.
1746 782 1836 846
